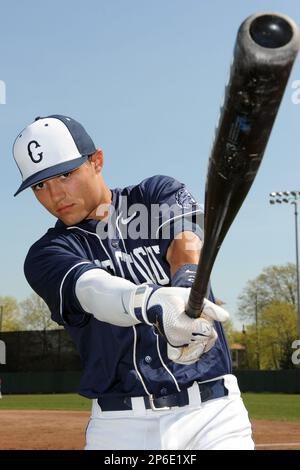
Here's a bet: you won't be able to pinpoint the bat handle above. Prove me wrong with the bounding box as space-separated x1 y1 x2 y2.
185 236 215 318
185 267 210 318
186 291 204 318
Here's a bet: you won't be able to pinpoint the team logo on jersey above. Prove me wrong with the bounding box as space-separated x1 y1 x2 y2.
175 188 197 208
27 140 43 163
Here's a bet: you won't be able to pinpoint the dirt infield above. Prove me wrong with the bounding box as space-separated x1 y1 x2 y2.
0 410 299 450
0 410 88 450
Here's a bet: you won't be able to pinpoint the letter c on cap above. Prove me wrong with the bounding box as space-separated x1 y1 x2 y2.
28 140 43 163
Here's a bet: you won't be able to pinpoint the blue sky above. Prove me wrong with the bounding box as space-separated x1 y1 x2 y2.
1 0 300 328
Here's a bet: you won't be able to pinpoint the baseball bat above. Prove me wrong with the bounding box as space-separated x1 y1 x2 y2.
186 12 300 318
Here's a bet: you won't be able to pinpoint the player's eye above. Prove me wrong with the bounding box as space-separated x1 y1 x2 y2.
32 181 45 191
60 172 72 179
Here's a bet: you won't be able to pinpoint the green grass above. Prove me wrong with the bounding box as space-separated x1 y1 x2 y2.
242 393 300 422
0 393 91 411
0 393 300 421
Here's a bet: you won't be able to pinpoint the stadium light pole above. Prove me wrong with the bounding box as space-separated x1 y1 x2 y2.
269 191 300 339
0 304 3 332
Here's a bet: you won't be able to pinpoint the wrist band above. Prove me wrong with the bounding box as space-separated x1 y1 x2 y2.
171 264 198 287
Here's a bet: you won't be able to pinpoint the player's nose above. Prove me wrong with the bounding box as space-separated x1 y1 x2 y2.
47 178 67 203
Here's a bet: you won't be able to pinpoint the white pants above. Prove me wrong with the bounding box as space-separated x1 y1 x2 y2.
85 374 254 450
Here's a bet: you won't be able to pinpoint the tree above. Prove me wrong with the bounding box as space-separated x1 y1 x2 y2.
236 263 298 369
222 319 249 368
239 302 298 369
238 323 260 369
19 292 61 331
259 302 297 369
0 296 22 331
222 318 245 346
19 292 62 355
237 263 297 322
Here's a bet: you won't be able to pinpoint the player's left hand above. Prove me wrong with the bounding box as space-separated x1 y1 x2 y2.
167 327 217 365
144 287 229 348
164 294 229 364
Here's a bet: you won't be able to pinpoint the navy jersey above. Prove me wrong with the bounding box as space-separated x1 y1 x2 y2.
24 175 231 399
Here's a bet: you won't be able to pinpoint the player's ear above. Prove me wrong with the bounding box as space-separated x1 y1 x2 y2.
89 149 104 174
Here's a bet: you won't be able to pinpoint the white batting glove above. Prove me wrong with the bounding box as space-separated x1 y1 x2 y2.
129 285 229 348
167 327 218 365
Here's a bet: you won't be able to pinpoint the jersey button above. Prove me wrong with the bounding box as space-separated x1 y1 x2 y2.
111 240 119 248
160 387 167 395
145 356 152 364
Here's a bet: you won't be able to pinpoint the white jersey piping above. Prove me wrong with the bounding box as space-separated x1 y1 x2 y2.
155 332 181 392
59 261 92 321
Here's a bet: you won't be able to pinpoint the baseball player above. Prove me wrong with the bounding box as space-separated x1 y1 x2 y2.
13 115 254 450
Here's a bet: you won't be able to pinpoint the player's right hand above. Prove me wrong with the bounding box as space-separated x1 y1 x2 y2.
131 286 229 349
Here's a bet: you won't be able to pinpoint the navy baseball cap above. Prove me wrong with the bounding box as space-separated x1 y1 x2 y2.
13 114 96 196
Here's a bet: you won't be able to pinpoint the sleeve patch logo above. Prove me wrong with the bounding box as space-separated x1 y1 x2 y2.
175 188 197 208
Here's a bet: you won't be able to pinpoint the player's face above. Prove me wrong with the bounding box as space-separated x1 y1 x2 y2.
31 150 111 225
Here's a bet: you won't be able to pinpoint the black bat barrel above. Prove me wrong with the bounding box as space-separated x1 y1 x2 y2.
187 12 300 318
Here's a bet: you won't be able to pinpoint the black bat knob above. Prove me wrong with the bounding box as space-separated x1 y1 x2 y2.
250 14 293 48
